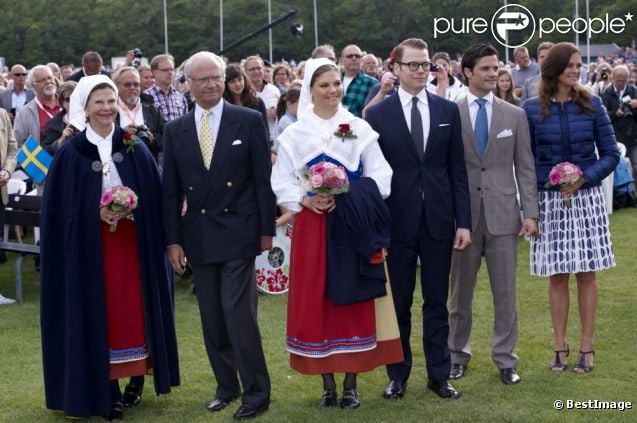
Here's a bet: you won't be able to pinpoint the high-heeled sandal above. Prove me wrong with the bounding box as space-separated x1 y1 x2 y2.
572 349 595 373
549 344 570 372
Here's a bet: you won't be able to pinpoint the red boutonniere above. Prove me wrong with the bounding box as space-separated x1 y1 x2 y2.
123 131 138 153
334 123 357 142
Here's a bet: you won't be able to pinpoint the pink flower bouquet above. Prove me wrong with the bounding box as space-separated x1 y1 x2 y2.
99 186 139 232
544 161 584 208
303 161 349 195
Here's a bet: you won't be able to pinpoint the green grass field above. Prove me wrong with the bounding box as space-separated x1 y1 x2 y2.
1 208 635 422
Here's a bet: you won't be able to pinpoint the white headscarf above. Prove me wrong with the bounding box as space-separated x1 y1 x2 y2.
297 58 337 118
68 74 118 131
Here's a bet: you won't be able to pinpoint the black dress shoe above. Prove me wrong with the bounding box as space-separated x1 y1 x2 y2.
427 379 460 399
340 389 360 409
207 395 239 412
232 402 269 420
449 363 467 380
382 379 407 399
500 368 521 385
122 383 143 407
106 401 123 420
317 390 338 408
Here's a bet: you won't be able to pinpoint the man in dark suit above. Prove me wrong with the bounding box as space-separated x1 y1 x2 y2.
163 51 275 420
365 38 471 400
66 51 110 82
601 64 637 176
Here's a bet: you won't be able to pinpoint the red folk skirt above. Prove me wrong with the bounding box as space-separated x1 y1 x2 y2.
287 209 403 374
101 219 150 380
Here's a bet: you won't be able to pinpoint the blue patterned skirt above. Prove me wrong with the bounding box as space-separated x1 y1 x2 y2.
530 187 616 276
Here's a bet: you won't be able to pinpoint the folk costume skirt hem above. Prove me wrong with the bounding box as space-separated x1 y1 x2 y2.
287 209 402 375
101 219 150 380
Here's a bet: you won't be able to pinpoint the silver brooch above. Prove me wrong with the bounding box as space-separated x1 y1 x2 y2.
112 152 124 163
91 161 103 172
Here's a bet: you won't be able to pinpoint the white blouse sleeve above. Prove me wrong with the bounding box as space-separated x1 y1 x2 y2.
271 142 304 214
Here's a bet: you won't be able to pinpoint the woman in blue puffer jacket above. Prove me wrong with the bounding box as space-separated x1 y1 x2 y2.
523 42 619 375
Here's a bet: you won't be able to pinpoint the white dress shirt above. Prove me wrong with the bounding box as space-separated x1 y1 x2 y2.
118 98 144 129
256 83 280 140
194 100 223 147
11 90 28 113
465 91 494 132
398 87 430 153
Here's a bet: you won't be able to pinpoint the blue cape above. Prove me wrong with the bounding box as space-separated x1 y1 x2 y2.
40 126 179 418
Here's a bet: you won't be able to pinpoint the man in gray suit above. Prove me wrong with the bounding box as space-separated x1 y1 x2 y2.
0 64 35 122
448 44 538 385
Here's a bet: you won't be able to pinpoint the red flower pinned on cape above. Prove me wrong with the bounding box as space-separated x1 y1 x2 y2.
334 123 357 142
123 131 138 153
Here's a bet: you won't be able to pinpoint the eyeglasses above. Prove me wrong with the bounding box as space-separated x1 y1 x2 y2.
122 82 141 88
396 61 432 72
190 75 224 85
60 97 70 103
156 67 174 73
12 73 27 77
344 54 362 59
32 76 55 83
246 67 263 72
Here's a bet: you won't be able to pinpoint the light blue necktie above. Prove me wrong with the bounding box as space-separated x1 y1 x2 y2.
474 98 488 157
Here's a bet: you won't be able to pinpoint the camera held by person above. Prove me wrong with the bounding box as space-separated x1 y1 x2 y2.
131 48 143 68
622 97 633 118
134 123 154 144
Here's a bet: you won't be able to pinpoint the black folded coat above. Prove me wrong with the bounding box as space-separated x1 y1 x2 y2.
326 177 391 305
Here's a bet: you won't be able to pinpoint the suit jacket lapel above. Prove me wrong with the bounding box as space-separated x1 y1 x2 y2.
458 98 480 158
178 110 207 172
210 101 238 173
203 101 241 196
387 92 422 162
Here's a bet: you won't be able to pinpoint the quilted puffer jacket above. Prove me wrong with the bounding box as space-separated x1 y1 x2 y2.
523 95 620 190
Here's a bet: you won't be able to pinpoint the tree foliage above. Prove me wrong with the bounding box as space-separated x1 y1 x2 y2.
0 0 632 68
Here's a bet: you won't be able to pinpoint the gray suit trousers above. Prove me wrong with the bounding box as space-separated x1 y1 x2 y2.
448 201 519 369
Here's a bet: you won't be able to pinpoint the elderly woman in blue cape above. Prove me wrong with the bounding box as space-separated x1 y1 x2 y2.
40 75 179 420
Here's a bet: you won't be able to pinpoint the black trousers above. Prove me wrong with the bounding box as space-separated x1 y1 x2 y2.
191 258 270 405
385 211 453 382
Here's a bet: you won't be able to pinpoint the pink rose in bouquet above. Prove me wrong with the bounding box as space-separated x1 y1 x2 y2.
544 161 584 208
99 186 139 232
303 161 349 195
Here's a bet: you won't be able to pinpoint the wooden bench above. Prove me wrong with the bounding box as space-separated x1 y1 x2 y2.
0 194 41 303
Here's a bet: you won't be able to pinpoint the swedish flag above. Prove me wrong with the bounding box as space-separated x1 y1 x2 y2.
17 136 52 184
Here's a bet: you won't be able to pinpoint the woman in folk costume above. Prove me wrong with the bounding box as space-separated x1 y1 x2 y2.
40 75 179 420
271 58 403 410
